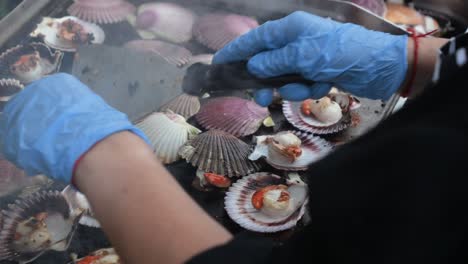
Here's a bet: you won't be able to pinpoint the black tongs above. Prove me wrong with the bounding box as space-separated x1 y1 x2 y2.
182 61 315 96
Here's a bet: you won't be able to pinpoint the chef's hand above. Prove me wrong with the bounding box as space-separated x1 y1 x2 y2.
214 11 409 106
0 73 149 183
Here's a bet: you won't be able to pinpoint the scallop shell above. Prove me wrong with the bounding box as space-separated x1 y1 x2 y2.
71 248 120 264
0 43 63 84
179 130 261 178
30 16 105 52
0 191 80 263
135 2 196 43
193 13 259 51
195 97 270 137
158 93 200 119
0 78 23 111
124 40 192 67
61 185 101 228
249 131 332 171
225 172 308 233
68 0 136 24
283 100 354 135
350 0 387 16
187 53 213 67
136 112 201 164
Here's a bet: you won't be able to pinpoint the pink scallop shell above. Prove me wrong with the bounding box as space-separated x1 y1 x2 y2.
350 0 387 16
68 0 136 24
283 101 353 135
193 13 259 51
124 40 192 67
179 130 261 178
195 97 270 137
224 172 308 233
159 93 201 119
135 2 196 43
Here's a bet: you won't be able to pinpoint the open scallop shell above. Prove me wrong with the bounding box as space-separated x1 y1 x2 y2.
249 131 332 171
195 97 270 137
68 0 136 24
30 16 105 52
158 93 201 119
193 13 259 51
135 2 196 43
0 43 63 84
225 172 308 233
136 111 201 164
124 40 192 67
283 99 355 135
179 130 261 178
0 191 80 263
70 248 120 264
0 78 23 112
61 185 100 228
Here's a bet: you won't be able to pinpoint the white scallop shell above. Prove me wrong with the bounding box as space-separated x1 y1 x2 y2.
68 0 136 24
61 185 101 228
136 111 201 164
249 131 332 171
225 172 308 233
30 16 105 52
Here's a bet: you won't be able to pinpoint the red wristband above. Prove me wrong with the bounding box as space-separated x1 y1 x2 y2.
400 28 439 98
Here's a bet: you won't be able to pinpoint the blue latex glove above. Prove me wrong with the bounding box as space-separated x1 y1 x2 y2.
0 73 149 183
214 11 408 106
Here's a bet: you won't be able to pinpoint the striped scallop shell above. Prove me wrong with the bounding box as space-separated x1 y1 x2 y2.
179 130 261 178
136 112 201 164
0 43 63 84
61 185 100 228
159 93 201 119
193 13 259 51
135 2 196 43
249 131 332 171
0 191 80 263
124 40 192 67
283 100 353 135
195 97 270 137
68 0 136 24
30 16 105 52
0 79 23 112
225 172 308 233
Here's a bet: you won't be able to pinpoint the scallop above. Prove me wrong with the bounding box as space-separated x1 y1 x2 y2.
30 16 105 52
61 185 100 228
0 43 63 84
179 130 261 178
225 172 308 233
158 93 201 119
195 97 271 137
0 191 80 263
193 13 259 51
135 2 196 43
0 78 23 112
136 111 201 164
68 0 136 24
249 131 332 171
124 40 192 67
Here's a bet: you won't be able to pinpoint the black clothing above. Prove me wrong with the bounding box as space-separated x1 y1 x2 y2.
189 34 468 264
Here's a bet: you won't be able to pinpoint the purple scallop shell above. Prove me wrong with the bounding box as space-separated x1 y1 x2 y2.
193 13 259 51
195 97 270 137
124 40 193 67
68 0 136 24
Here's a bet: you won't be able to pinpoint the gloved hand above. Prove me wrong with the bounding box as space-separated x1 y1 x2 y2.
0 73 149 183
214 11 408 106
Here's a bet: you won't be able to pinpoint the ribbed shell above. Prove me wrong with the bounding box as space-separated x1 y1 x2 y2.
0 79 23 112
249 131 332 171
30 16 105 52
159 93 201 119
179 130 261 178
68 0 136 24
0 43 63 84
195 97 270 137
283 101 353 135
124 40 192 67
0 191 79 263
225 172 308 233
135 3 196 43
193 13 259 51
136 112 201 164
